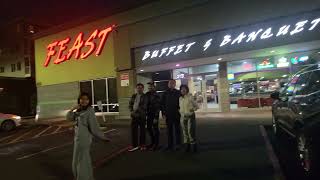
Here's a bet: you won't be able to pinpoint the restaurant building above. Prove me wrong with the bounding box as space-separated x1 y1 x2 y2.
34 0 320 119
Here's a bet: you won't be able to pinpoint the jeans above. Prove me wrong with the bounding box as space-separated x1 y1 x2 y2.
131 116 146 147
147 114 160 146
181 113 196 144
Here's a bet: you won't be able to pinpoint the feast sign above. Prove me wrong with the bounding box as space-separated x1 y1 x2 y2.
43 25 116 67
134 11 320 67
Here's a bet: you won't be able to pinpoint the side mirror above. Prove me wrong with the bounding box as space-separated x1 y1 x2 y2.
270 91 280 99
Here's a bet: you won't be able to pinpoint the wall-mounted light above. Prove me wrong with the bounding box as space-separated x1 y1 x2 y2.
175 64 180 67
140 69 144 72
217 58 223 61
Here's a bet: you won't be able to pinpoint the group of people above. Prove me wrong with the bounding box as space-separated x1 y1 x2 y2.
66 79 198 180
128 79 198 153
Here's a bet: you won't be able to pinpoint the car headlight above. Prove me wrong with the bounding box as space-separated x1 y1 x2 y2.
13 116 21 120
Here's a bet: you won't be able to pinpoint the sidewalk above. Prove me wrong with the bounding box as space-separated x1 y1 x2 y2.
25 108 272 127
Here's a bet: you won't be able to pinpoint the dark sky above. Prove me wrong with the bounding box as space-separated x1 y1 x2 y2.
0 0 154 26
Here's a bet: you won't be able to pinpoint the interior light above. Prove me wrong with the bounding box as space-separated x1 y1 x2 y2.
176 64 180 67
140 69 144 72
217 58 223 61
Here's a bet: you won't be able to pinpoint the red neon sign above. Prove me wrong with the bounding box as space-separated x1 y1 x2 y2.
43 25 116 67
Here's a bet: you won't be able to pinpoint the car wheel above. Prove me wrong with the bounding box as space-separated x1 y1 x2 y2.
1 120 16 132
296 132 318 177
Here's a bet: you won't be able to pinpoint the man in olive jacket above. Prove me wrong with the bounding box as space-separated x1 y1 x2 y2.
128 83 147 152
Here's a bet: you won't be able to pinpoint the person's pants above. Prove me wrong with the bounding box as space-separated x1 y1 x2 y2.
131 117 146 147
166 115 182 148
147 114 159 146
72 143 94 180
181 113 196 144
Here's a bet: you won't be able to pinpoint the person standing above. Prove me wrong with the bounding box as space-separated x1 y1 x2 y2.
179 85 198 152
128 83 147 152
161 79 182 151
145 82 161 150
66 92 110 180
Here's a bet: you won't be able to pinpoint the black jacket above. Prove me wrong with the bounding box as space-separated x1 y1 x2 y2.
129 93 147 118
145 91 161 119
161 88 181 118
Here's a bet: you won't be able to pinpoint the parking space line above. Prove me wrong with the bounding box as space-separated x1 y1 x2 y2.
16 142 73 160
259 125 286 180
9 127 43 144
16 128 117 160
51 126 62 134
0 134 16 142
33 126 52 138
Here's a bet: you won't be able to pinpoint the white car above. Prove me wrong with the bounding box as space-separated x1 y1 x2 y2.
0 113 21 131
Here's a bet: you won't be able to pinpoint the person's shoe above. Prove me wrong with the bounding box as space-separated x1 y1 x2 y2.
128 146 139 152
140 145 147 151
185 144 191 152
192 144 198 153
175 145 182 151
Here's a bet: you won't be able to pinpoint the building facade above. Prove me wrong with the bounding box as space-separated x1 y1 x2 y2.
0 18 44 116
34 0 320 119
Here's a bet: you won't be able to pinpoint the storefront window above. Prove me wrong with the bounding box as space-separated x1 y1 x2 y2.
80 78 118 112
227 50 319 109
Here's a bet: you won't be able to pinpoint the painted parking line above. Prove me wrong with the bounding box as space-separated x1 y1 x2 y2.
16 142 73 160
0 134 16 142
259 125 286 180
16 129 117 160
8 126 43 144
51 126 62 134
33 126 53 138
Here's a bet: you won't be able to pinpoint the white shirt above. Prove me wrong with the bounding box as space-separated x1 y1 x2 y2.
179 94 198 116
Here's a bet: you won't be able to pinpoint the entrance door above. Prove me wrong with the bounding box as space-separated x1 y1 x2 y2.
189 74 219 112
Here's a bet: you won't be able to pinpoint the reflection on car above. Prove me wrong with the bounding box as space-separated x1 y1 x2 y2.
0 113 21 131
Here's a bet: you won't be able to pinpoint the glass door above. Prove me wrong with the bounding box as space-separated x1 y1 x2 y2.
189 74 219 112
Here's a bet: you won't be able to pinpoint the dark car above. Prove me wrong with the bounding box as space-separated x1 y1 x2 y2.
271 64 320 177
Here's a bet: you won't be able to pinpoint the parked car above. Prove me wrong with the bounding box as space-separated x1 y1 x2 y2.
271 64 320 177
0 113 21 131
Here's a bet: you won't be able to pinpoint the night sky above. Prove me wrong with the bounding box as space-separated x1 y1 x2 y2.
0 0 154 27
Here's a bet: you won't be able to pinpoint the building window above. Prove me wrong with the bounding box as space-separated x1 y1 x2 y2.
80 78 119 112
24 57 30 74
0 67 4 73
17 62 22 71
11 64 16 72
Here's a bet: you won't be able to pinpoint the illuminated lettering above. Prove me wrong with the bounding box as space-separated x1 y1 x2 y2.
246 29 263 42
81 29 98 59
261 28 273 39
95 26 113 56
290 20 308 35
220 35 231 47
151 50 159 58
232 32 246 44
276 25 290 36
159 47 168 57
309 18 320 30
203 39 212 51
185 42 196 52
142 51 151 61
174 44 185 55
54 37 71 64
67 32 84 59
43 41 58 67
166 46 176 56
43 24 115 67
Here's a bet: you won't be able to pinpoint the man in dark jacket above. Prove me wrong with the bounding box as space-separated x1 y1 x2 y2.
128 83 147 152
145 82 161 150
161 79 181 151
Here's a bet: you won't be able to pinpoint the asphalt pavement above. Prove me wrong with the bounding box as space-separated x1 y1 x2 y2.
0 111 294 180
